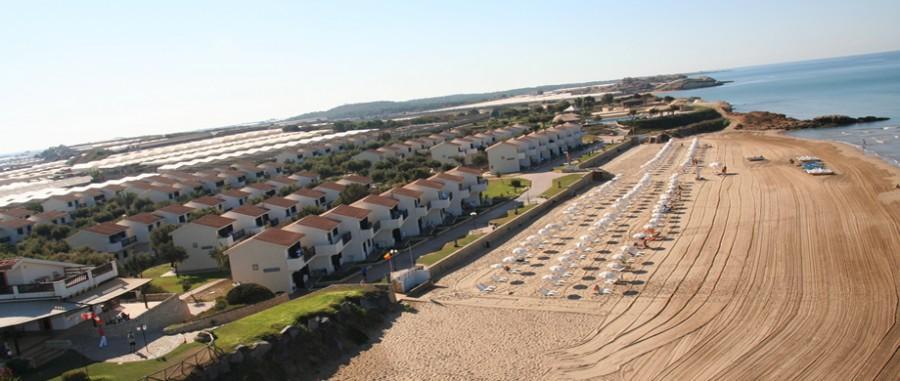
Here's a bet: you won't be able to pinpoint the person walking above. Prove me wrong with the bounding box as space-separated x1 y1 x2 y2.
97 326 108 348
127 331 136 353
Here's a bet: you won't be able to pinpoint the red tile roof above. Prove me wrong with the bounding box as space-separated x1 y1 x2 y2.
189 196 225 206
315 182 346 192
261 197 297 209
341 175 372 185
193 215 235 229
253 228 304 246
291 171 318 179
122 213 162 225
431 173 464 183
384 187 422 199
0 219 34 229
327 205 370 220
358 195 399 208
84 222 129 236
156 204 195 215
294 215 340 231
226 205 269 217
410 179 445 190
0 208 33 218
220 189 250 198
291 188 325 198
451 166 483 175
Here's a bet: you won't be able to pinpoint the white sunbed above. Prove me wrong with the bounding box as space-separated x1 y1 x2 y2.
476 283 496 293
539 287 560 297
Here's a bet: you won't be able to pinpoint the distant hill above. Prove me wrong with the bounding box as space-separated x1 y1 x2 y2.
284 79 617 121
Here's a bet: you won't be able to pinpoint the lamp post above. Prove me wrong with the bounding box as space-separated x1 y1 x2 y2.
136 323 149 355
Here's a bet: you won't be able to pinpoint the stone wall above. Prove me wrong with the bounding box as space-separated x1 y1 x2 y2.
106 293 190 337
164 293 290 335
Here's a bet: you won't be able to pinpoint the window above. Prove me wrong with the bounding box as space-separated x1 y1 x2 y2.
193 242 199 248
263 267 280 273
252 264 259 271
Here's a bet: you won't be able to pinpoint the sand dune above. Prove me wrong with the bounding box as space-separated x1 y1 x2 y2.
331 132 900 380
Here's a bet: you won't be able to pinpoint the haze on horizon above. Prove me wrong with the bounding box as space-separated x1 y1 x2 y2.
2 0 899 155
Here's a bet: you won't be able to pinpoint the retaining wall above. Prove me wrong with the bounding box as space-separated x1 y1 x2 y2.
578 137 638 169
164 293 290 335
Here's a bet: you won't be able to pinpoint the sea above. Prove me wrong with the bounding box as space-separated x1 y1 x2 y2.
665 50 900 167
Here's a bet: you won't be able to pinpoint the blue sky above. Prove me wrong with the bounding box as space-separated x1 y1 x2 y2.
1 0 899 154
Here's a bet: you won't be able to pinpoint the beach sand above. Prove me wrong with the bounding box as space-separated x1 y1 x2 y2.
331 131 900 380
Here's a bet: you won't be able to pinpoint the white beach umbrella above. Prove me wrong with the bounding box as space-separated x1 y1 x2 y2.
512 247 527 256
502 256 516 264
542 274 558 281
490 263 504 269
633 232 647 239
611 253 627 262
549 265 565 273
598 271 619 284
607 262 626 271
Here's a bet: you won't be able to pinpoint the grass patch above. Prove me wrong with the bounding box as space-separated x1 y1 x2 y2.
490 203 537 226
25 342 203 381
484 178 531 200
541 174 584 198
416 233 485 266
143 264 228 294
213 286 368 352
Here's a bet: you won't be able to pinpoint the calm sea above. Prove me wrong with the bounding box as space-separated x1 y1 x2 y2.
665 50 900 166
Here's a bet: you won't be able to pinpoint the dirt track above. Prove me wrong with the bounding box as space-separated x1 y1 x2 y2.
331 131 900 381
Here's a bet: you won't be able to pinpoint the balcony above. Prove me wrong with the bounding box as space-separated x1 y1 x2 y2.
458 188 471 199
315 238 345 256
341 231 352 245
470 181 487 193
0 261 119 301
120 236 138 247
429 198 450 209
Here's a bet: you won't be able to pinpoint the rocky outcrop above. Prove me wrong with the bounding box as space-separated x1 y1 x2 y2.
730 111 889 131
655 76 728 91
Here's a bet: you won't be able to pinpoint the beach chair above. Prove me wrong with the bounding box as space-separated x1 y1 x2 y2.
491 274 508 283
538 287 560 297
476 283 496 293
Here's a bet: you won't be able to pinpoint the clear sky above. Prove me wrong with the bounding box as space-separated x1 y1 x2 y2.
2 0 899 154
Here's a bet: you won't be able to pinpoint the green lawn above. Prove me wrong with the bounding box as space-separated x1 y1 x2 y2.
143 264 228 294
489 203 537 226
213 286 368 351
416 233 484 266
484 178 531 200
25 342 203 381
541 174 585 198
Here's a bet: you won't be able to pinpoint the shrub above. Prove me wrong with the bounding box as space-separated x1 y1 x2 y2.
61 370 90 381
214 296 228 311
4 358 30 375
621 108 721 130
226 283 275 305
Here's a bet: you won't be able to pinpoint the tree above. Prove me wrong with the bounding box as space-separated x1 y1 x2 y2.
157 242 188 267
123 253 156 277
601 93 615 105
282 125 301 132
471 152 488 167
150 224 178 252
208 245 229 270
335 183 371 206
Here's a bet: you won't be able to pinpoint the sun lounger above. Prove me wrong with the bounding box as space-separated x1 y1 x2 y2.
491 274 508 283
476 283 496 293
539 287 560 297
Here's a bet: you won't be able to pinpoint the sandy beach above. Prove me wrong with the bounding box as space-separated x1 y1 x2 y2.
331 131 900 380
